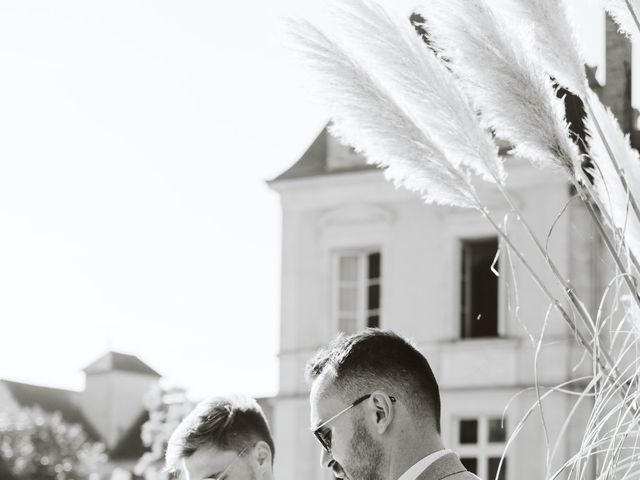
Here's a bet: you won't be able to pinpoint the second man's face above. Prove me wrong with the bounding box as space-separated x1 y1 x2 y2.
309 375 385 480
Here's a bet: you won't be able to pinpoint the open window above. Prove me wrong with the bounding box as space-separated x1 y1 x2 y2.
460 238 500 338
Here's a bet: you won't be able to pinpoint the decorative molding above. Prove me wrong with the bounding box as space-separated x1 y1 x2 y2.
317 203 395 231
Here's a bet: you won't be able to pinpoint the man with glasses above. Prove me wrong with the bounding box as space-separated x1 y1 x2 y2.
306 329 479 480
165 395 275 480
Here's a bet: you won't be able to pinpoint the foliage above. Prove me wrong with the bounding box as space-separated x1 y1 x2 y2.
134 385 193 480
0 407 106 480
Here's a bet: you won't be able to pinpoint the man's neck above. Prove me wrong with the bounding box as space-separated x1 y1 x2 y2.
386 433 445 480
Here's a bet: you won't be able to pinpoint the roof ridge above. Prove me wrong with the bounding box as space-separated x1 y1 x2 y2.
83 352 161 377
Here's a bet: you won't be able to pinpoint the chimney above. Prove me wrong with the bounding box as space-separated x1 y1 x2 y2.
602 14 634 133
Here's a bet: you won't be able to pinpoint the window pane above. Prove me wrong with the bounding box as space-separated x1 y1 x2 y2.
459 419 478 444
339 256 359 282
460 457 477 474
461 238 499 338
489 418 506 443
489 457 506 480
368 252 380 279
367 315 379 328
367 285 380 310
338 317 357 335
339 287 358 312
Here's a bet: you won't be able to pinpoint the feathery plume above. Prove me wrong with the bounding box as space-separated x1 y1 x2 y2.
290 21 478 208
503 0 640 273
416 0 583 176
599 0 640 39
499 0 587 97
586 90 640 262
330 0 504 184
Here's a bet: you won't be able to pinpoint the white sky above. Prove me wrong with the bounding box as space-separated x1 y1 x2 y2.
0 1 617 400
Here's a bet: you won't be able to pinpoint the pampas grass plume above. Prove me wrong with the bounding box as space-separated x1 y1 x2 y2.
600 0 640 39
330 0 505 185
586 90 640 262
289 20 478 208
416 0 582 176
500 0 587 97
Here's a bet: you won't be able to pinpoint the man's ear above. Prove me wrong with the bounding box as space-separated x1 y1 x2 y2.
369 392 395 434
253 441 272 468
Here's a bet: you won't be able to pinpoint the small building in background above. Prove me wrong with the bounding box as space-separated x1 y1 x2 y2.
0 351 161 476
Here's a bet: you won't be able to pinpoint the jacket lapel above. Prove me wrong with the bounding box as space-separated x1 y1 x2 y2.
414 452 469 480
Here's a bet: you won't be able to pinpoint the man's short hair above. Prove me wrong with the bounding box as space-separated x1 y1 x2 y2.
306 328 441 432
165 395 275 473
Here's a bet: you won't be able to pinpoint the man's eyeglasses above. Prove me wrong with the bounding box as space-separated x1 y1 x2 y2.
203 446 248 480
311 393 396 453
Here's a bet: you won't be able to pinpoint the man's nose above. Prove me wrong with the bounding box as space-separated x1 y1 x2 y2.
320 447 333 469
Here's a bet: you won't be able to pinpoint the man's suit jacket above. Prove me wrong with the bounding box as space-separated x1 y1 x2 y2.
415 452 481 480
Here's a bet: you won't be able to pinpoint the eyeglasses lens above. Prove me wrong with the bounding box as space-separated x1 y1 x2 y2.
315 427 332 452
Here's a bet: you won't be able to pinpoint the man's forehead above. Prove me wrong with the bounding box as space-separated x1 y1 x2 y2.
312 367 339 395
309 371 341 423
182 445 236 480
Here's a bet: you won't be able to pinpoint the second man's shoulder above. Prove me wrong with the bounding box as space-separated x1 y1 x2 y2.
415 452 483 480
446 471 482 480
417 470 481 480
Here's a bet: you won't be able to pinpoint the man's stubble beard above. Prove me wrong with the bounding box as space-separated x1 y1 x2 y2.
249 464 260 480
242 461 258 480
343 417 385 480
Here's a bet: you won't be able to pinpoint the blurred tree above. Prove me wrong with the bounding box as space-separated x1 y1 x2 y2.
0 407 106 480
0 453 15 480
134 386 193 480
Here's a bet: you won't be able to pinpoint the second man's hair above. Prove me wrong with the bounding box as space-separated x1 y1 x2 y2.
306 328 442 432
165 394 275 473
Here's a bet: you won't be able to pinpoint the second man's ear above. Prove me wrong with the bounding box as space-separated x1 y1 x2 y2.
370 392 395 434
254 440 272 467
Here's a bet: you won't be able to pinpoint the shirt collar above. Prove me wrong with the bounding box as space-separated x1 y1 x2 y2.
397 449 453 480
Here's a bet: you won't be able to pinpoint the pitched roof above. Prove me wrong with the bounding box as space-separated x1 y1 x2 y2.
271 127 375 182
1 380 100 441
272 128 328 181
83 352 161 377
